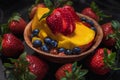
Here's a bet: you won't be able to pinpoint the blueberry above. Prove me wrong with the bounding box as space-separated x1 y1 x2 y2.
72 47 81 54
41 45 49 52
91 27 96 32
32 40 42 47
80 17 86 21
65 49 72 55
50 40 58 48
32 29 40 36
58 48 66 53
30 34 34 39
44 37 52 45
86 19 94 26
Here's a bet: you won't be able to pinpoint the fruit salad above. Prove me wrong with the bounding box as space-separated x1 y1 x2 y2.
30 6 96 55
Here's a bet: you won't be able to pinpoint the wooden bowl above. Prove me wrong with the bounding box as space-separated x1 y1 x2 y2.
24 13 103 63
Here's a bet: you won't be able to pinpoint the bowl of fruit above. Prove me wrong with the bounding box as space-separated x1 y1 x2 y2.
24 4 103 63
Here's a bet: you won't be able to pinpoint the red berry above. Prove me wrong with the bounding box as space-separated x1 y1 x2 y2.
101 22 116 47
1 33 24 57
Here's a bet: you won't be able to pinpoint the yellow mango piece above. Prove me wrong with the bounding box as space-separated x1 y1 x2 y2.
37 22 95 49
32 7 49 31
32 37 43 43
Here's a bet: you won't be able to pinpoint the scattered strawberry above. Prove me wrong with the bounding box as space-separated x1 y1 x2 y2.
81 7 99 21
101 20 120 49
88 48 117 75
4 52 49 80
1 33 24 57
55 62 88 80
81 2 108 21
26 54 49 80
29 3 46 19
8 13 27 35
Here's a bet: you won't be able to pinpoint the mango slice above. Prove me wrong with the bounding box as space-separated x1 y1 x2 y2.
32 7 49 30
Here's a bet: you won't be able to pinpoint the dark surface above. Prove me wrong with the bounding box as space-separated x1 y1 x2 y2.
0 0 120 80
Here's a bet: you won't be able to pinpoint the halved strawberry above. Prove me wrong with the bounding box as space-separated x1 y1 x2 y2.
46 5 79 35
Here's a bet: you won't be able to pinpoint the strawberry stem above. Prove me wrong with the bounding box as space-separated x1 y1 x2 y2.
90 1 110 21
108 20 120 50
4 52 37 80
61 62 88 80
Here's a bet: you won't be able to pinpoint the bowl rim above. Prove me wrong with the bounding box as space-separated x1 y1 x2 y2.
24 13 103 59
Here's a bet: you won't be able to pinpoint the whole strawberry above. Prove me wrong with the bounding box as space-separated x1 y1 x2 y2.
88 48 116 75
26 54 48 80
81 2 108 21
1 33 24 57
4 52 49 80
101 20 120 49
55 62 88 80
8 13 27 35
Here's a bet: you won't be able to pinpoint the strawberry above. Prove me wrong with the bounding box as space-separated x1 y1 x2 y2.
26 54 48 80
55 62 88 80
88 48 117 75
81 7 99 21
46 5 79 35
1 33 24 57
101 20 120 49
4 52 49 80
8 13 27 35
81 2 108 21
29 3 46 19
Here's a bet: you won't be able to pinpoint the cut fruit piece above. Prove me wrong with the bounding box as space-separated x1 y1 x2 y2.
32 7 49 31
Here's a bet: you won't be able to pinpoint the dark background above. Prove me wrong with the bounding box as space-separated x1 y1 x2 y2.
0 0 120 80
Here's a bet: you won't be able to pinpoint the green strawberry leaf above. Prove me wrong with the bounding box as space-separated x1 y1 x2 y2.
62 62 88 80
35 0 40 5
72 61 77 73
4 63 14 68
39 10 53 21
8 12 21 23
61 77 67 80
55 0 73 8
0 24 9 35
0 35 2 50
111 20 120 30
78 69 88 79
44 0 54 9
19 52 27 60
90 1 110 21
4 52 37 80
111 20 120 50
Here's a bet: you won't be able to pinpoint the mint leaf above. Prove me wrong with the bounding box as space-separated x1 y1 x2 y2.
39 10 52 21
